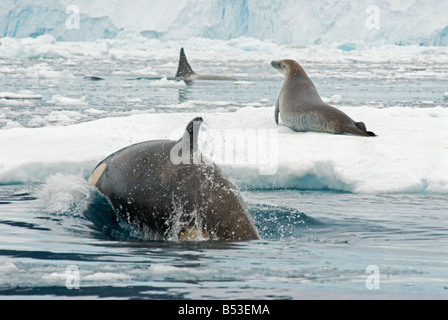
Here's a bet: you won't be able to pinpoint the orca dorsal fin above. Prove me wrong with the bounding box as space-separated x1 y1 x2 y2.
176 48 196 79
176 117 203 164
185 117 203 151
171 117 204 165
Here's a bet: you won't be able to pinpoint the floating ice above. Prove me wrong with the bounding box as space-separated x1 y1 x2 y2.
148 77 187 88
322 95 343 105
0 99 36 106
45 110 87 126
0 91 42 100
83 273 130 281
84 108 107 115
47 95 88 106
34 69 75 80
1 106 447 194
133 66 160 77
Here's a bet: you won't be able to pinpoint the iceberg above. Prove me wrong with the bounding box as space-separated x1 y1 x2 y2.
1 0 448 46
0 0 120 41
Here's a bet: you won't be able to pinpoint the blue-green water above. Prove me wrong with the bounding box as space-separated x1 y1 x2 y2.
1 186 448 299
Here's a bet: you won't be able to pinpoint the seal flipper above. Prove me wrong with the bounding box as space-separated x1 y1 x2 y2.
355 122 376 137
176 48 196 79
275 99 280 125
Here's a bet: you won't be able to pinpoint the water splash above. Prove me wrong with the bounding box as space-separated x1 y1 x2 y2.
164 196 209 242
37 173 92 217
249 202 320 241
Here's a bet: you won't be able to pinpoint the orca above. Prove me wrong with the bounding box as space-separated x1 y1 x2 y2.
175 48 236 81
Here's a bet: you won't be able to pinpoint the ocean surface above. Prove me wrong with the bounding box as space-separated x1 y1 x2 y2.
1 36 448 300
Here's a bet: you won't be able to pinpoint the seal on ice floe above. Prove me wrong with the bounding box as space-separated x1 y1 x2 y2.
271 59 376 137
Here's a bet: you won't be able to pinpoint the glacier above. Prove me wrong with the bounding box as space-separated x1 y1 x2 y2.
0 0 120 41
1 0 448 46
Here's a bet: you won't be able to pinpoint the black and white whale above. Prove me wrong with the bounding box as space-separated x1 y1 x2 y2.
88 118 260 242
175 48 236 81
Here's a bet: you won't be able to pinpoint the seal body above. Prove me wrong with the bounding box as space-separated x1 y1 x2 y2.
272 60 375 137
89 118 259 242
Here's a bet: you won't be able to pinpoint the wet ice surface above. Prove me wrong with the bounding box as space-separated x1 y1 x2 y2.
1 37 448 299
